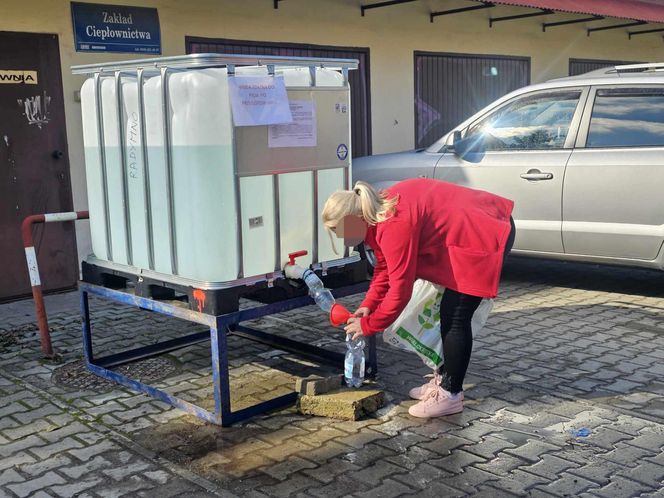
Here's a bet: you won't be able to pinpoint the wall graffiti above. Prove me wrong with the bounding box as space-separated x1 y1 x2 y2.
17 92 51 129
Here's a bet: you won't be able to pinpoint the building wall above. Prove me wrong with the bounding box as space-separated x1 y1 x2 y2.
1 0 662 261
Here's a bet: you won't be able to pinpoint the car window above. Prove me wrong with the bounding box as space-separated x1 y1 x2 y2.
464 91 582 151
586 88 664 148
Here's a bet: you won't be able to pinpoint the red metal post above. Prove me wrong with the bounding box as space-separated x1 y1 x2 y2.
21 211 89 358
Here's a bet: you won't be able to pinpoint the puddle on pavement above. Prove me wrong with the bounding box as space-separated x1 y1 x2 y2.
131 355 342 481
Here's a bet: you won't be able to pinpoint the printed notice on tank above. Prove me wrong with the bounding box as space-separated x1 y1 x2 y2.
268 100 317 148
229 76 293 127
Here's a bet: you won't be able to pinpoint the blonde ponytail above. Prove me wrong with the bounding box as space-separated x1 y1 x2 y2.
353 181 398 225
322 181 398 232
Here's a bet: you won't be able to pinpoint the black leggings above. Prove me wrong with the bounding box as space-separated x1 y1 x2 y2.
439 217 516 394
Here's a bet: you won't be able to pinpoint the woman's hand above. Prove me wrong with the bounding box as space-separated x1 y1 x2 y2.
344 316 365 341
354 307 371 318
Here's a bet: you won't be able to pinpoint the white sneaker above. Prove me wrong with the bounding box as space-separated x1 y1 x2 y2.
408 373 441 400
408 386 464 418
408 373 465 401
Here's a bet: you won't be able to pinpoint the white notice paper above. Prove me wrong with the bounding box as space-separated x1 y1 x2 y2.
268 100 317 148
228 76 293 127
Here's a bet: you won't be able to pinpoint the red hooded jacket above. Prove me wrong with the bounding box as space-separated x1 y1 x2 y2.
359 179 514 336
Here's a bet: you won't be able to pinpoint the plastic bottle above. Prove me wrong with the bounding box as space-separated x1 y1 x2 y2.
303 269 336 313
344 335 366 388
301 267 364 387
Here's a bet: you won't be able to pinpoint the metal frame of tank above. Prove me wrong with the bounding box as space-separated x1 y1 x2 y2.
80 280 376 426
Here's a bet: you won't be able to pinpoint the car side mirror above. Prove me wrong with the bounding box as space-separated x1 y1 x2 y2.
452 130 462 149
453 132 486 162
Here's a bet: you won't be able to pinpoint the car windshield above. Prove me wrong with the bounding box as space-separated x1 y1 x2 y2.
426 90 581 152
467 93 580 150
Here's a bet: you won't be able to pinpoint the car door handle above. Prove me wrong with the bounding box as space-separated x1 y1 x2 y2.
520 170 553 181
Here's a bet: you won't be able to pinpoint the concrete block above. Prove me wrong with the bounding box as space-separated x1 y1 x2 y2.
295 375 343 396
297 388 384 421
325 374 343 392
295 376 326 396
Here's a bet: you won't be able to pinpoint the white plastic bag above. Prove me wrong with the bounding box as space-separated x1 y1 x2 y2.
383 279 493 369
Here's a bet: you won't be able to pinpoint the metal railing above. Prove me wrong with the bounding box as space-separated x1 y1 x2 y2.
72 53 359 74
21 211 89 357
614 62 664 73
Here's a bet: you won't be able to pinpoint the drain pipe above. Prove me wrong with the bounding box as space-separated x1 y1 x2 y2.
284 250 308 280
284 250 324 288
21 210 89 358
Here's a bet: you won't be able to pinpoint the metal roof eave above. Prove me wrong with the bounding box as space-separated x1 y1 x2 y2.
479 0 664 25
361 0 417 16
428 0 664 32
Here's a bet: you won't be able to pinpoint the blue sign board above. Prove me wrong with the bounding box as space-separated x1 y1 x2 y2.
71 2 161 54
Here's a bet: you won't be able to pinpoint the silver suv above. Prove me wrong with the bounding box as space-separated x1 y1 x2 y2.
354 63 664 270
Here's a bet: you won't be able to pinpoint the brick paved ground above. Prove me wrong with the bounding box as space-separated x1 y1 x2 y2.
3 258 664 497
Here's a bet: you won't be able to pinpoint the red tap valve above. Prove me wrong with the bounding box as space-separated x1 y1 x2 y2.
287 250 308 266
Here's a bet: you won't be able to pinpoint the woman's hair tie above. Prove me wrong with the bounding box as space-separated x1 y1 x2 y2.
354 188 361 195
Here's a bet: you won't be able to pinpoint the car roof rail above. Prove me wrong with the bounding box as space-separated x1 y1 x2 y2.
614 62 664 74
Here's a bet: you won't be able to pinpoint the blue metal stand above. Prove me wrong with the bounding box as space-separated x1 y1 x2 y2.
79 281 374 426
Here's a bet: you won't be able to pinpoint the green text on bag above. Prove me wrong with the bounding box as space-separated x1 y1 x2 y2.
396 327 443 365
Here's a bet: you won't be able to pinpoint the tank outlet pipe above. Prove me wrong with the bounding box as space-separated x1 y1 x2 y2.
284 250 309 279
284 250 337 314
284 250 324 289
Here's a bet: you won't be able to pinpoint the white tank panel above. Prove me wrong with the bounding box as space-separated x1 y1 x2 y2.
142 69 239 282
279 171 314 268
240 175 276 278
80 78 108 261
168 69 238 282
119 79 151 270
281 68 311 86
314 68 345 86
142 75 173 275
280 67 345 87
317 168 346 261
100 77 129 266
235 66 344 87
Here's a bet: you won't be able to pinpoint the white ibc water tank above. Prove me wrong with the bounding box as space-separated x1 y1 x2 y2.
77 55 356 288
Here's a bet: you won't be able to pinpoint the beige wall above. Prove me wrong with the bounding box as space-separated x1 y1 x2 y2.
1 0 663 261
